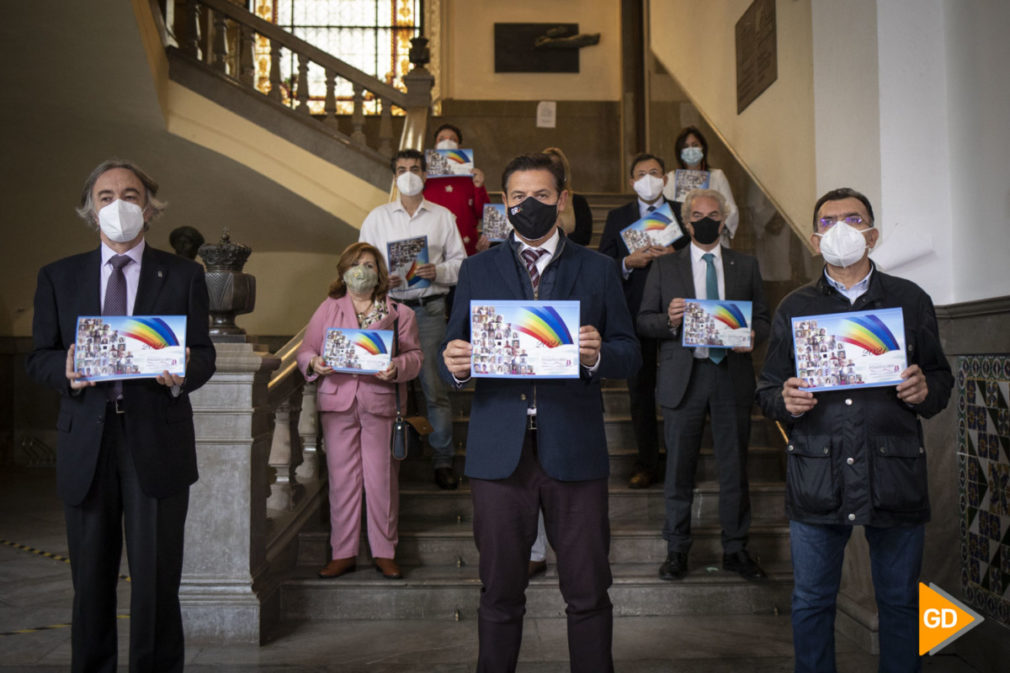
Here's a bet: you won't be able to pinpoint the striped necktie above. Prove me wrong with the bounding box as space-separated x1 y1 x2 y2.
521 248 547 291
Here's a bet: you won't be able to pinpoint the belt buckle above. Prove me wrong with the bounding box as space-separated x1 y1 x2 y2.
114 398 125 415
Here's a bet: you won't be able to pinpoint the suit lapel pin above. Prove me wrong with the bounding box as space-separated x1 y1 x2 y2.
157 270 164 278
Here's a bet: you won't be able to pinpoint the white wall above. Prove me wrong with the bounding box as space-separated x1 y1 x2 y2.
444 0 621 101
871 0 956 304
943 0 1010 303
811 0 881 216
649 0 817 240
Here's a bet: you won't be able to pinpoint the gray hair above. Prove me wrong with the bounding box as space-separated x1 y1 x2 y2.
681 188 729 222
75 158 166 229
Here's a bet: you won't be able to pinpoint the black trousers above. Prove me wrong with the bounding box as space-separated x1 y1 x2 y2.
64 404 189 673
628 336 660 473
661 359 752 555
470 431 614 673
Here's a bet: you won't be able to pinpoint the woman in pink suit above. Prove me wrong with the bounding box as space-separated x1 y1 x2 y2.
297 242 423 580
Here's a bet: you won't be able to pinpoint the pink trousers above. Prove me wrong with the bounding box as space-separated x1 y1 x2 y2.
320 402 399 559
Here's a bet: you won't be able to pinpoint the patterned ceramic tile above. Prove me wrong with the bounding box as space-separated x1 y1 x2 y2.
958 355 1010 627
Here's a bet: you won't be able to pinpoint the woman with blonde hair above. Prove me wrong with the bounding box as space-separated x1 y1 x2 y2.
297 242 423 580
543 146 593 246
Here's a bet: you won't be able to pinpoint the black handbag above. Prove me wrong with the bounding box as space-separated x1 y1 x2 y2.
389 312 432 460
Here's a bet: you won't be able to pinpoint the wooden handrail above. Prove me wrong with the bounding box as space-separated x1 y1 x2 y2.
191 0 408 106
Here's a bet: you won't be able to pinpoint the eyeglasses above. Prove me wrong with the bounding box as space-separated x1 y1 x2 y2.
817 214 866 229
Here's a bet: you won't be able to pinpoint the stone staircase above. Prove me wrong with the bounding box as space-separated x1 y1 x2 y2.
278 379 792 625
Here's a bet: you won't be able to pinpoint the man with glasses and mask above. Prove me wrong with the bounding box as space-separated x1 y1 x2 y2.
440 153 640 673
360 149 467 490
756 187 952 673
638 188 770 583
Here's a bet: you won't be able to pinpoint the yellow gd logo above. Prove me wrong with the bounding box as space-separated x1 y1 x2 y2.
918 582 984 656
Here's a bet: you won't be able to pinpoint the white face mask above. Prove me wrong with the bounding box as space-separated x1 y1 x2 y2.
633 174 665 202
435 138 459 150
816 222 871 268
98 199 145 243
396 171 424 197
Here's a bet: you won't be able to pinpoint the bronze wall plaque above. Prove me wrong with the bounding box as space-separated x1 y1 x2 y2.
735 0 778 114
494 23 581 73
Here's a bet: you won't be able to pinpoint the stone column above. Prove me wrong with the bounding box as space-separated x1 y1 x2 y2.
180 342 280 643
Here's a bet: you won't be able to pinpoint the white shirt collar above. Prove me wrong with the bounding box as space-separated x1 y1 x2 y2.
690 241 722 264
101 238 145 266
517 227 560 257
391 197 432 216
823 265 873 303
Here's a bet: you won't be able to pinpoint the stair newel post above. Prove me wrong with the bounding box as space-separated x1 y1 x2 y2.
176 0 200 59
238 23 255 87
268 38 282 102
378 96 393 157
323 70 338 129
211 11 228 73
351 84 366 145
295 53 310 114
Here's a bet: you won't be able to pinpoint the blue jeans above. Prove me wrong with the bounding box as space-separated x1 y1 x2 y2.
789 521 924 673
410 297 454 468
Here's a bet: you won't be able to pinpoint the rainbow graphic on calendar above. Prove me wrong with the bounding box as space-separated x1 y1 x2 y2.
387 235 430 290
470 300 580 379
682 300 753 350
121 317 180 349
73 315 187 382
791 307 907 392
517 306 575 348
839 314 901 355
712 303 749 330
352 331 389 356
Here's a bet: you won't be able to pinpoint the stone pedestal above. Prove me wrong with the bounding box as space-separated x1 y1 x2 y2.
180 342 280 643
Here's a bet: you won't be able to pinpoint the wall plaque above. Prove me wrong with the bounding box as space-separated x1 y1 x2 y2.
494 23 580 73
735 0 777 114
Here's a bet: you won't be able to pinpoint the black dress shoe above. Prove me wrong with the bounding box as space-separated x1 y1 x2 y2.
723 550 767 581
528 560 547 578
434 467 458 490
658 552 688 581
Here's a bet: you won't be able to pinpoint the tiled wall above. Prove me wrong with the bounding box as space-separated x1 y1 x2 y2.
958 355 1010 627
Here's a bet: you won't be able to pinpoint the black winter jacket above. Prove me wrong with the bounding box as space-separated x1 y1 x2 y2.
756 266 952 527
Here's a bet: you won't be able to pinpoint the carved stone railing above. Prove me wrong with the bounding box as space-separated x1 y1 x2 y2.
166 0 431 159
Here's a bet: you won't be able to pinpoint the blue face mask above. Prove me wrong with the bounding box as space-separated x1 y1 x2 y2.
681 146 704 166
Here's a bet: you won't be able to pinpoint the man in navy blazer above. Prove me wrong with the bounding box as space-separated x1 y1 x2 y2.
26 159 215 673
598 153 688 489
637 188 769 583
441 153 640 673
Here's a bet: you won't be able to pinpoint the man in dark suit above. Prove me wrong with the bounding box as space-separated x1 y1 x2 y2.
637 188 769 582
26 159 215 673
598 153 688 489
441 153 640 673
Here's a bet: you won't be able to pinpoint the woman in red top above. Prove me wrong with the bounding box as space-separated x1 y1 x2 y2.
422 123 490 255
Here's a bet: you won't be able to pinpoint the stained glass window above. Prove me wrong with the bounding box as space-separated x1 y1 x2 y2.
251 0 422 114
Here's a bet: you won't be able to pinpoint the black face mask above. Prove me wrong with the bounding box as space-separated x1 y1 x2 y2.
508 197 558 241
690 217 722 245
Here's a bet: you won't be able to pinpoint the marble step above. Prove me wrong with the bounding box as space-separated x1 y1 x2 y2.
397 444 785 483
296 518 791 569
395 480 787 523
279 562 793 622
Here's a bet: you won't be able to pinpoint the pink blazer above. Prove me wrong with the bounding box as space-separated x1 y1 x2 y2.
296 294 423 415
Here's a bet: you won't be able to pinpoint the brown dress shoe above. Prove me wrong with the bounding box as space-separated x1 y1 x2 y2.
318 557 356 579
628 470 654 489
373 557 403 579
528 560 547 578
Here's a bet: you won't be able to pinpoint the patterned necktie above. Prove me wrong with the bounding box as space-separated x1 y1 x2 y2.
521 248 547 292
703 253 725 365
104 254 131 400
